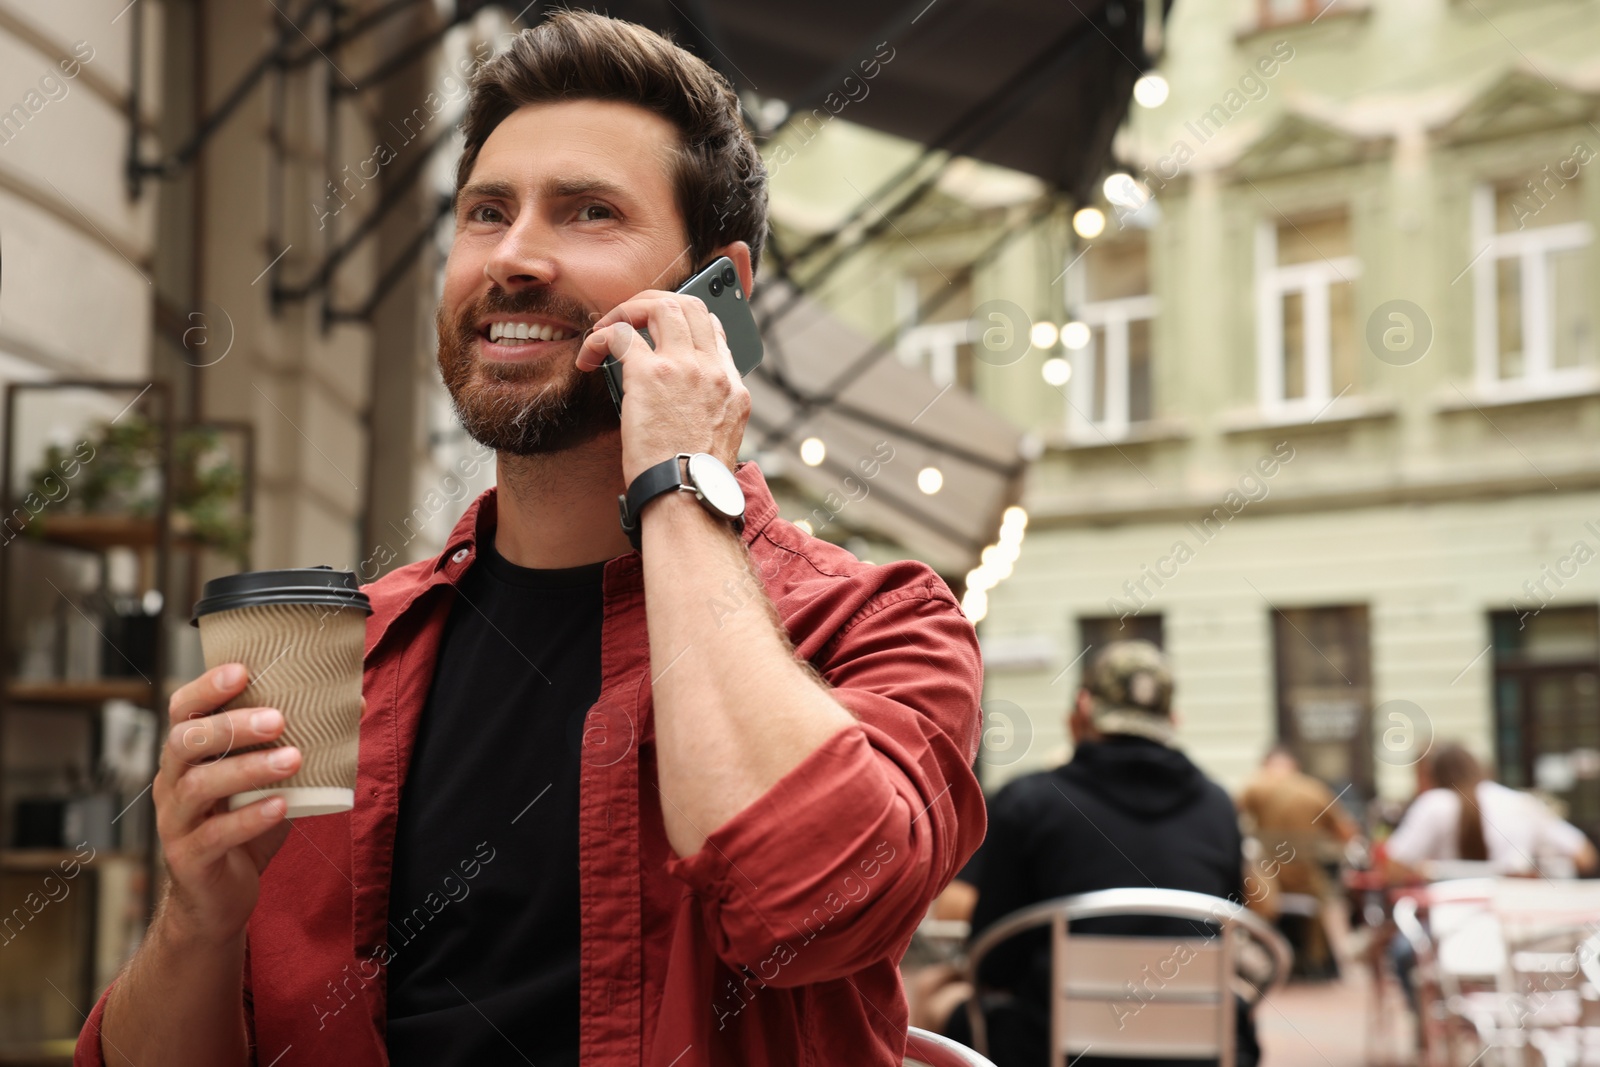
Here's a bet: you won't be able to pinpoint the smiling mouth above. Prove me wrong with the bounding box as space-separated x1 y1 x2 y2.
481 321 580 347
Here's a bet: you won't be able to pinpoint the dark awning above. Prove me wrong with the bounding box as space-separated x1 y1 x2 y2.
748 283 1028 575
510 0 1163 201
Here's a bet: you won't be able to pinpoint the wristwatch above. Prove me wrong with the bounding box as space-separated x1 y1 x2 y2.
618 452 746 550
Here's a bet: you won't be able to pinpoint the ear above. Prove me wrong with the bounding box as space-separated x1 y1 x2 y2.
709 240 755 298
1069 689 1094 743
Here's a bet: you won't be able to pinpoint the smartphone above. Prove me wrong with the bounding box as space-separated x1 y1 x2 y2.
599 255 764 413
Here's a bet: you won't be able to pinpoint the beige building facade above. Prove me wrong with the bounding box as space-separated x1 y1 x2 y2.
975 0 1600 839
765 0 1600 841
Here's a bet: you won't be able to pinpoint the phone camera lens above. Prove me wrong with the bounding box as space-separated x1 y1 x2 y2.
721 266 736 287
708 278 724 297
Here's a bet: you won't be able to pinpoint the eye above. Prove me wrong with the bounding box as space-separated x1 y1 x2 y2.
468 203 505 224
577 203 614 221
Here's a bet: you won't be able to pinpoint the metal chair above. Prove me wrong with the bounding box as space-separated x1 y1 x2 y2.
963 888 1293 1067
1393 888 1500 1067
905 1026 999 1067
1395 879 1600 1067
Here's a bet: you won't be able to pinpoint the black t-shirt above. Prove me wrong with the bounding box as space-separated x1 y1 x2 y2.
384 536 602 1067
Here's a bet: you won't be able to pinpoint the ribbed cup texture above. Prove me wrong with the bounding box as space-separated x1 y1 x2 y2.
197 603 365 797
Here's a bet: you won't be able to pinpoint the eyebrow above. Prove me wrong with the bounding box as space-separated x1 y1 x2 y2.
456 179 515 207
455 175 629 209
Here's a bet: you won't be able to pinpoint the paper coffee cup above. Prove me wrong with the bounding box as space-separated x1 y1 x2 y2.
191 567 371 818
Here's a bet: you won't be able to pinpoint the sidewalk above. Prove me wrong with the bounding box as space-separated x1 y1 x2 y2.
1256 962 1418 1067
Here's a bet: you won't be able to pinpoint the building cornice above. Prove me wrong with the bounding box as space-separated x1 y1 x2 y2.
1028 464 1600 530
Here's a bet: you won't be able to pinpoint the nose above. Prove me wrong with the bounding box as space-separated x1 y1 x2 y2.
484 213 558 292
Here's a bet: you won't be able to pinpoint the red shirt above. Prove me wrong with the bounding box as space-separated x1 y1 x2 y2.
77 464 985 1066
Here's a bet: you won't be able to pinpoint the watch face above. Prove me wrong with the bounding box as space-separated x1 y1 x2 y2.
686 453 745 519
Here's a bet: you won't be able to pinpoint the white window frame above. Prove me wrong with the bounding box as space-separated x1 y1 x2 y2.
1063 254 1158 441
1255 220 1361 415
895 276 971 387
1471 183 1595 391
896 322 970 386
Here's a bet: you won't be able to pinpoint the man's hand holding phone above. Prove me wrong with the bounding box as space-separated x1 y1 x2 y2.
577 289 751 484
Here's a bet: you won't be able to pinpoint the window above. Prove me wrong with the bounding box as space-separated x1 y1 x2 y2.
1065 238 1157 439
1256 0 1342 26
1491 606 1600 848
1472 177 1595 389
1079 613 1164 658
1256 211 1360 414
1271 605 1371 796
896 272 976 390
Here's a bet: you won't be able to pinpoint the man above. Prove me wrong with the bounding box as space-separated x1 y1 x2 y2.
1237 745 1360 979
947 640 1257 1067
81 12 983 1066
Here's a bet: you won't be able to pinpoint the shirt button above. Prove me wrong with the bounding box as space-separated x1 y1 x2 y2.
452 548 470 564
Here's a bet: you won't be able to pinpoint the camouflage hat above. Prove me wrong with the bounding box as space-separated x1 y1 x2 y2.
1083 639 1174 745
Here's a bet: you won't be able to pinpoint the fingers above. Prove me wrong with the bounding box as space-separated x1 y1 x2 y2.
167 795 290 871
575 321 641 372
160 741 301 837
675 296 717 357
168 663 250 727
587 290 672 334
580 292 716 368
159 703 296 837
164 705 283 771
710 313 738 377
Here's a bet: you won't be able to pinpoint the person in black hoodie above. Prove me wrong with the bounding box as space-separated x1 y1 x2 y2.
946 640 1259 1067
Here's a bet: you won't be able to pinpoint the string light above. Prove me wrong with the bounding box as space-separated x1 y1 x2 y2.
799 437 826 466
1133 73 1169 108
1073 207 1106 239
961 507 1030 624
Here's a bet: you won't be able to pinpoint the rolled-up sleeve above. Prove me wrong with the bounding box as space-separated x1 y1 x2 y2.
72 984 113 1066
666 584 985 985
73 949 257 1065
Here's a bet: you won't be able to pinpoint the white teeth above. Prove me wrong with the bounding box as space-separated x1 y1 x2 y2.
486 321 572 344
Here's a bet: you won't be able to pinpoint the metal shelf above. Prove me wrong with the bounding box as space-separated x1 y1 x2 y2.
0 1040 76 1067
6 680 154 708
0 848 141 873
16 513 190 553
0 381 174 1044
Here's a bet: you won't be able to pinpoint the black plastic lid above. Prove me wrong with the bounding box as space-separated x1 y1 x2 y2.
191 565 372 625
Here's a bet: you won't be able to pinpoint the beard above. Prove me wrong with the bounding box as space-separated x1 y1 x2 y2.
437 286 619 456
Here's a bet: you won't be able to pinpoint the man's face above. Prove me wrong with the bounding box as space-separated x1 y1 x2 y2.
439 100 694 455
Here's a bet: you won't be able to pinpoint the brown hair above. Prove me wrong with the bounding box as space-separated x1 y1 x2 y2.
456 10 768 275
1429 743 1488 862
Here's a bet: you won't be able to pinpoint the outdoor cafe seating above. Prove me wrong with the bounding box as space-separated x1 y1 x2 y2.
1383 876 1600 1067
908 888 1293 1067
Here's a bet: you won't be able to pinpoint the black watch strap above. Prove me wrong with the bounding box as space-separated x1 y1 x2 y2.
618 454 746 551
618 455 685 550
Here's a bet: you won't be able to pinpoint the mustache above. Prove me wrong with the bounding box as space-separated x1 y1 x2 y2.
463 286 599 334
